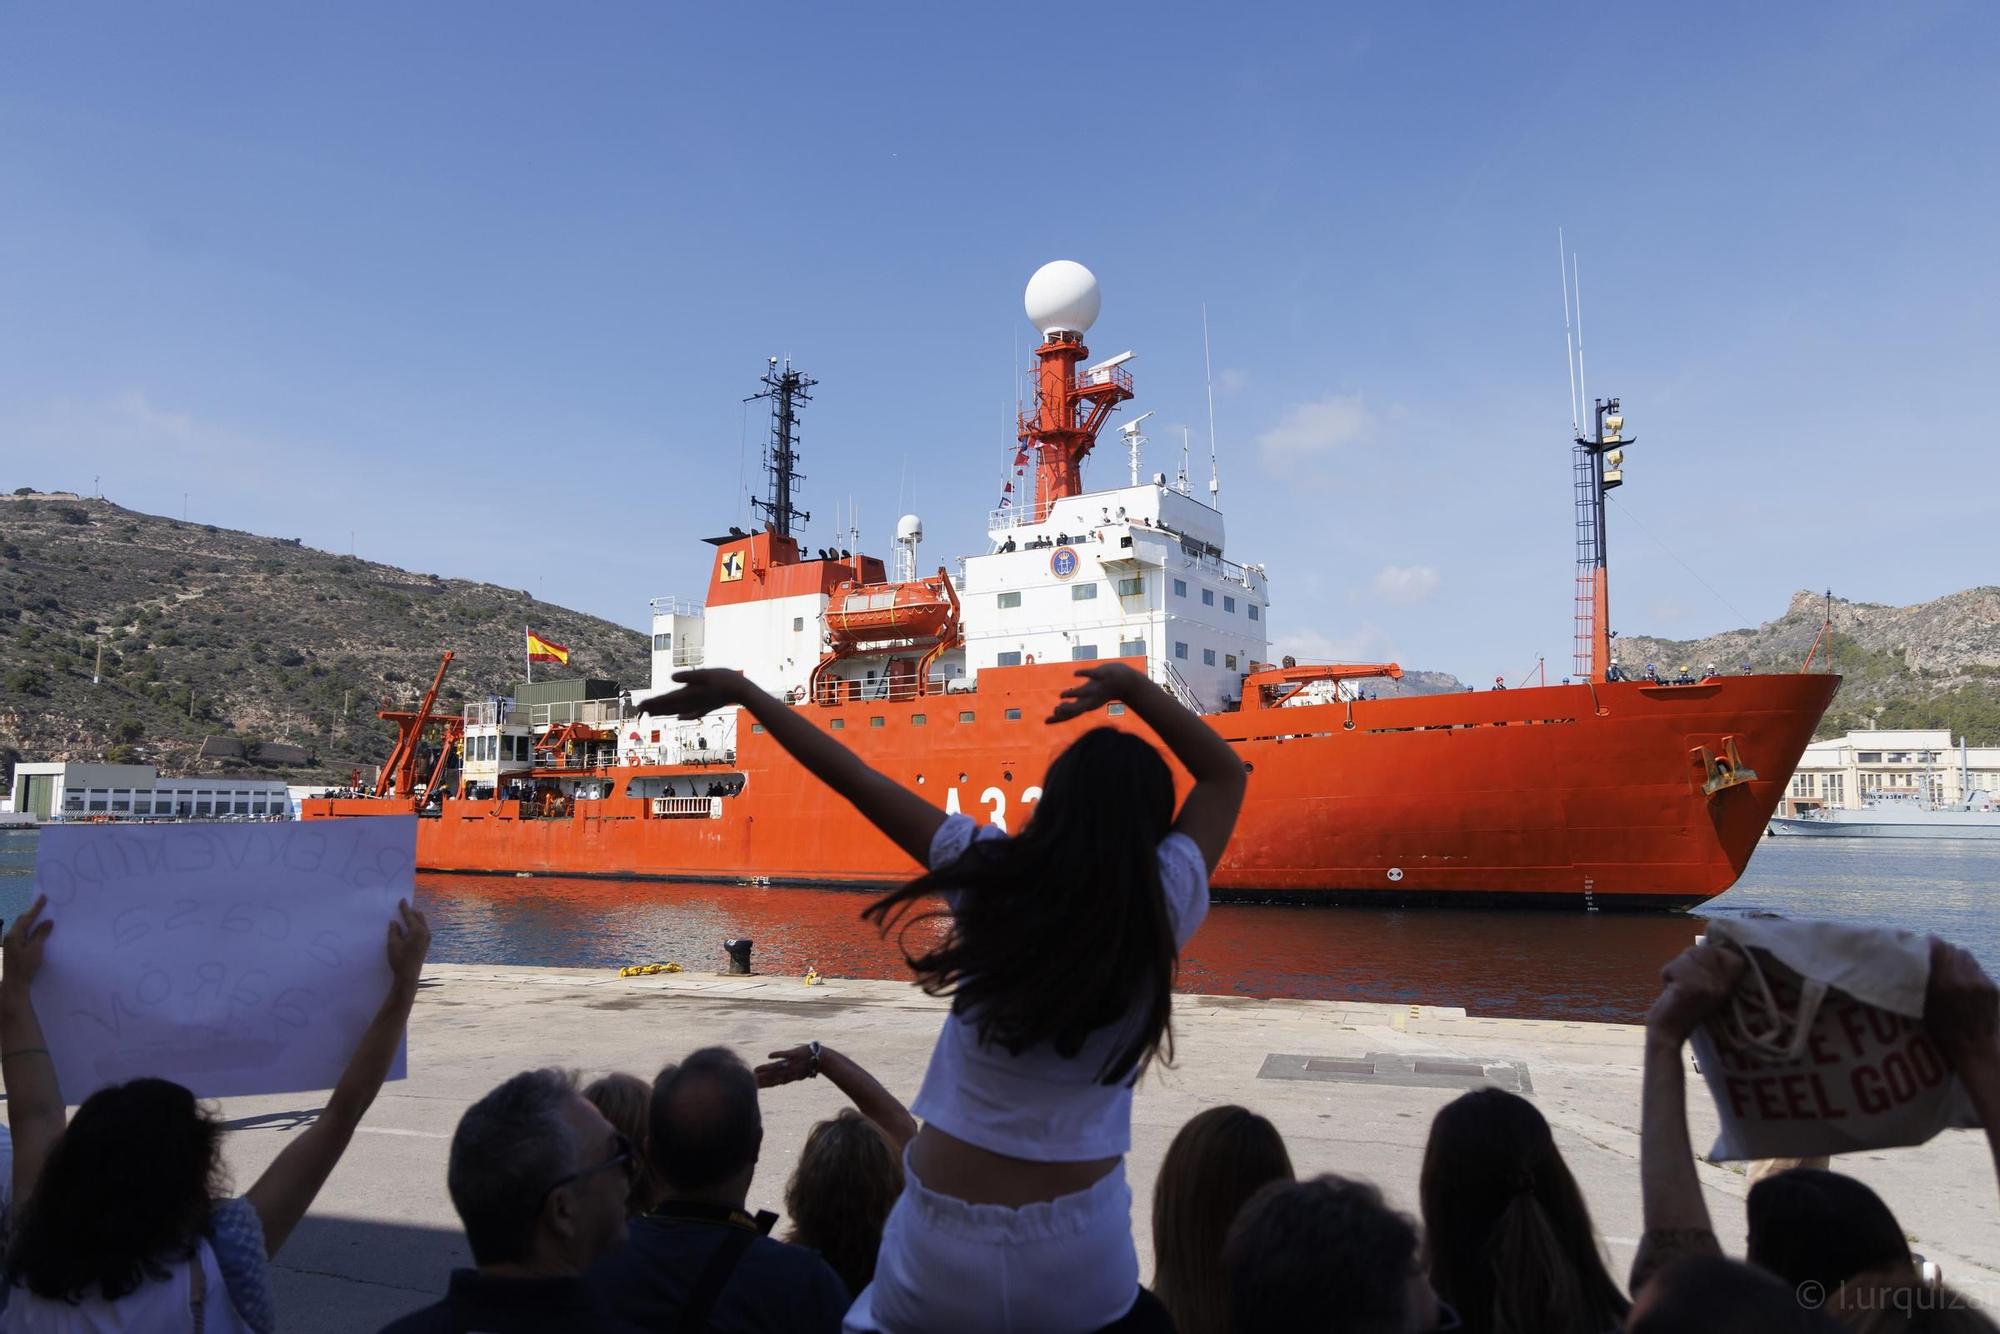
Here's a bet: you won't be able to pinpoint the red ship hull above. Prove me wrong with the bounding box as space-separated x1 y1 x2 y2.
304 663 1839 911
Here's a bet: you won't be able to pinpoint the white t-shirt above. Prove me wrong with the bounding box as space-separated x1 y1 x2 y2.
907 813 1209 1161
5 1240 254 1334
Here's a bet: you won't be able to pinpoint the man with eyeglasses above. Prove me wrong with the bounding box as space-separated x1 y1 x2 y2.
381 1068 644 1332
591 1047 849 1333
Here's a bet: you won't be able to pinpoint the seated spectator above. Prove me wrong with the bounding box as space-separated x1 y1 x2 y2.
3 896 428 1332
1150 1105 1294 1334
758 1043 917 1298
1223 1174 1440 1334
1633 938 2000 1297
591 1047 848 1333
383 1068 637 1333
1420 1087 1628 1334
585 1072 667 1217
1626 1255 1842 1334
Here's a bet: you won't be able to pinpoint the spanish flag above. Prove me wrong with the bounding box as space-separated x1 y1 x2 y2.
526 629 570 665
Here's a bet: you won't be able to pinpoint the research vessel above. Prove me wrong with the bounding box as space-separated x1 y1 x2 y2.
304 262 1839 909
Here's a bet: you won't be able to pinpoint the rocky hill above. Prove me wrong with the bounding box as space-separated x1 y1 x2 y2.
1 491 648 783
1615 587 2000 742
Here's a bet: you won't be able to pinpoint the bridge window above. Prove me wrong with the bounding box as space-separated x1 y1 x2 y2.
998 591 1021 609
1173 578 1188 597
1072 584 1098 601
996 651 1023 667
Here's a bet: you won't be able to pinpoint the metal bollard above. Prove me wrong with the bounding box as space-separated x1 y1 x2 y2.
723 938 754 975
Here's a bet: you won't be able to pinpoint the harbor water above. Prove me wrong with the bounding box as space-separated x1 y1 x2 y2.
0 829 1990 1023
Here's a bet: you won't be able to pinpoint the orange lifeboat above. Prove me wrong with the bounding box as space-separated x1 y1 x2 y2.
824 576 957 648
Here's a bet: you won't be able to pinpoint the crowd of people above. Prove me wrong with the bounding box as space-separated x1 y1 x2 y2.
2 659 1998 1332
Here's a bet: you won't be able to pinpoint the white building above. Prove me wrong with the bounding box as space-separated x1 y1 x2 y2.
1781 729 2000 816
6 762 294 823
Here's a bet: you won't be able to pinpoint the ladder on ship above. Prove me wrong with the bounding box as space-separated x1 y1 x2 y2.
1571 441 1598 679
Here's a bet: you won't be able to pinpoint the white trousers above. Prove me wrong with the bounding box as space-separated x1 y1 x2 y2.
844 1149 1139 1334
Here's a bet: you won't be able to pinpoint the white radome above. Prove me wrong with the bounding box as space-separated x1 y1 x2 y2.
896 513 923 542
1024 260 1101 337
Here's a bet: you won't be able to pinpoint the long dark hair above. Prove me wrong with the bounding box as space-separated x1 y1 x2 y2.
865 727 1179 1083
6 1077 226 1302
784 1110 905 1298
1153 1106 1295 1334
1420 1088 1629 1334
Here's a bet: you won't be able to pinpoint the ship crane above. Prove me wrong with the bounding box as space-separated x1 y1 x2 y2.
372 650 463 806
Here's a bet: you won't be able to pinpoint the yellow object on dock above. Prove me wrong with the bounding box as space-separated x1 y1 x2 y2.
803 967 822 986
618 962 684 977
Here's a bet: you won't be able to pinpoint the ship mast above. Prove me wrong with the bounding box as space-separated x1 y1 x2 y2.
1572 398 1632 682
748 357 814 540
1018 262 1134 521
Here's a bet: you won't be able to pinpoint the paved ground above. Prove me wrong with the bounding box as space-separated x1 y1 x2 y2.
27 964 2000 1328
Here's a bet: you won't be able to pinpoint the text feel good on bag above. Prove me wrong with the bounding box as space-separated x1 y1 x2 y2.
1688 917 1980 1161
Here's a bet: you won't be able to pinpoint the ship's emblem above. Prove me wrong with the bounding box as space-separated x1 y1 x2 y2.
1049 546 1080 580
720 550 745 582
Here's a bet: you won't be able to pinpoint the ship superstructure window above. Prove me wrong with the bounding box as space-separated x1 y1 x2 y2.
793 617 804 631
1226 654 1238 671
997 651 1023 667
1224 596 1236 613
1072 584 1098 601
998 591 1021 609
1203 649 1217 666
911 714 926 726
959 711 975 722
1117 576 1144 596
653 633 671 651
830 719 846 730
1249 605 1260 621
1174 642 1189 660
1005 708 1022 721
1072 645 1098 660
870 716 885 728
1201 589 1215 606
1119 638 1145 657
1108 703 1127 716
751 723 765 733
1173 579 1187 597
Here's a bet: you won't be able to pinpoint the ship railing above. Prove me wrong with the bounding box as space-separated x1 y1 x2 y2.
672 645 705 667
649 597 706 617
807 670 966 706
651 796 722 819
525 699 624 728
1078 362 1136 395
1152 662 1206 714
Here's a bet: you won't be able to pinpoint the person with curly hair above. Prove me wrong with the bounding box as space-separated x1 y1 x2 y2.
2 894 429 1331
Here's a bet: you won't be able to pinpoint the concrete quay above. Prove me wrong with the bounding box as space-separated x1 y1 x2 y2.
106 965 2000 1328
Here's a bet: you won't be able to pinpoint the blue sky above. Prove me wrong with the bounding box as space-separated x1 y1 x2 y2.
3 3 1994 682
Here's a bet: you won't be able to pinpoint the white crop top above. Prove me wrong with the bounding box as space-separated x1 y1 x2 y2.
907 813 1210 1161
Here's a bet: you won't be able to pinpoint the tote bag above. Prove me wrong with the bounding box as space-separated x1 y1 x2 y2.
1688 916 1981 1161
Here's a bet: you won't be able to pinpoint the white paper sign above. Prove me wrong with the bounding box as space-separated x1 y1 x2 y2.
30 817 416 1101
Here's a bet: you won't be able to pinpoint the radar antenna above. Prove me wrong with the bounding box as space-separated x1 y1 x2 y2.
748 357 814 540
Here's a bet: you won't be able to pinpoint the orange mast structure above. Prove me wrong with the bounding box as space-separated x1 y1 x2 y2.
373 650 454 801
1018 260 1134 519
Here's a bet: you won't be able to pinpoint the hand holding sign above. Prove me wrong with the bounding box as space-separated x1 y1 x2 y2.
1648 943 1747 1047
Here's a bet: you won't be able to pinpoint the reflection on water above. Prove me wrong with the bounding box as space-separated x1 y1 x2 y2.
2 830 1992 1023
